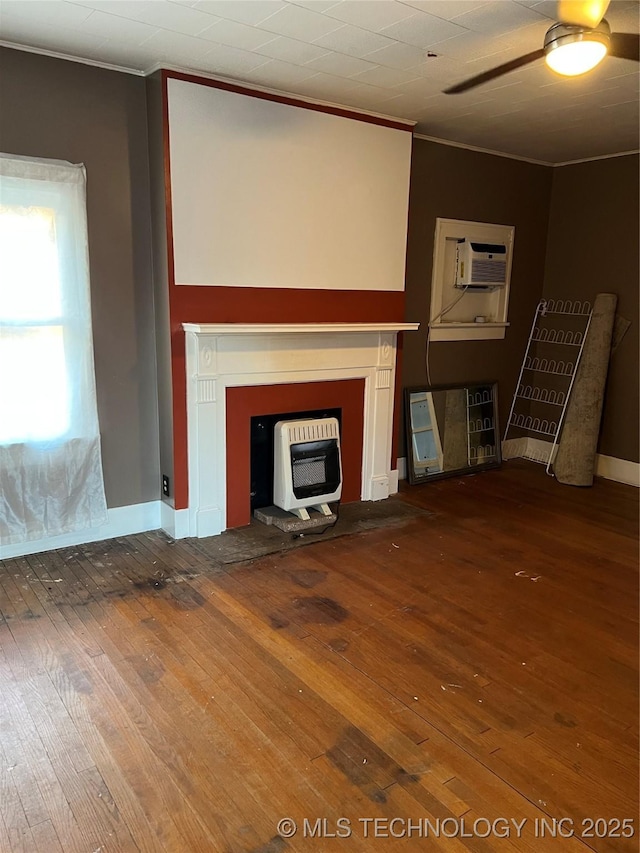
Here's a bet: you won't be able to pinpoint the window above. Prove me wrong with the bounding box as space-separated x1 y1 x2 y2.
0 200 69 441
0 154 107 546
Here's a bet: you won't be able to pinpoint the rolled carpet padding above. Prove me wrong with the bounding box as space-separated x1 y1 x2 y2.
442 388 468 471
553 292 617 487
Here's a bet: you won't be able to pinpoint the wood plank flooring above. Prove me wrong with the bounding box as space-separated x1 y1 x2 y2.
0 461 637 852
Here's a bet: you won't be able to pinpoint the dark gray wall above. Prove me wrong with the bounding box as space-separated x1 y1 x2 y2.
146 73 174 506
0 47 160 507
402 138 553 453
543 154 639 463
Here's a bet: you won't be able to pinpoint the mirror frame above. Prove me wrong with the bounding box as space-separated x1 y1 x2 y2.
404 381 501 485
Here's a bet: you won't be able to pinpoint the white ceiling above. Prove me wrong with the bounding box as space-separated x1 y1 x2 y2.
1 0 638 164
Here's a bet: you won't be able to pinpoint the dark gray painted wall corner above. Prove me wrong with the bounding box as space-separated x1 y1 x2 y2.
146 72 175 502
401 138 553 455
543 154 639 463
0 47 161 507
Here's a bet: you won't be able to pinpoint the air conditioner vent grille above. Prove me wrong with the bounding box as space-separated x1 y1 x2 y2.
471 259 507 283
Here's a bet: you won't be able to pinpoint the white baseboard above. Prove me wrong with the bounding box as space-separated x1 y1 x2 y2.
405 445 639 488
504 438 639 487
389 468 399 495
160 502 191 539
595 454 640 487
501 437 530 460
502 437 558 466
0 501 163 561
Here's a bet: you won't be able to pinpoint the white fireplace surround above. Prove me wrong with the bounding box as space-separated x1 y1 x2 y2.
172 322 418 539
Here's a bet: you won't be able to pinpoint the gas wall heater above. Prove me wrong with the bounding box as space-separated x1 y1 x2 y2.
273 417 342 520
455 239 508 290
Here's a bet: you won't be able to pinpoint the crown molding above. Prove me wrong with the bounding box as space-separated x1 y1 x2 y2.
413 132 639 168
149 62 416 129
552 149 640 167
0 39 144 76
413 132 552 166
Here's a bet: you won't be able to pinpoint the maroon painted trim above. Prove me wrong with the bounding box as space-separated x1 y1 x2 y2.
164 68 414 133
391 332 404 470
171 332 189 511
162 69 190 510
162 71 176 295
173 286 406 324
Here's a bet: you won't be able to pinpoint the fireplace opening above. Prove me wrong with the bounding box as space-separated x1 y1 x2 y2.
250 408 342 512
226 380 364 529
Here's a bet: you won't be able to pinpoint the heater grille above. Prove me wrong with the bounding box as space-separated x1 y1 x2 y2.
287 420 339 443
292 457 326 489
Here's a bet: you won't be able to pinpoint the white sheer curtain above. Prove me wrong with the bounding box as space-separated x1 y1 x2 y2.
0 153 108 544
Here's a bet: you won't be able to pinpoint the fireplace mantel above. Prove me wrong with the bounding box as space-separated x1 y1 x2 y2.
177 321 419 539
183 323 419 335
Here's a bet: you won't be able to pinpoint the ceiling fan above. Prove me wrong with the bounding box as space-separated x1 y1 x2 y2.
444 0 640 94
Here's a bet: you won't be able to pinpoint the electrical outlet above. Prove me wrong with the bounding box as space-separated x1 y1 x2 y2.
162 475 170 497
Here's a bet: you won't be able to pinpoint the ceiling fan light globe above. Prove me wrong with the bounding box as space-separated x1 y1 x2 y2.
545 39 608 74
544 20 610 76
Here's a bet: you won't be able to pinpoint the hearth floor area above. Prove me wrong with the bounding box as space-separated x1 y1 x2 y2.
209 496 430 565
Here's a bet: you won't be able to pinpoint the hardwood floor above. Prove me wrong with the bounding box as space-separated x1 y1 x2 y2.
0 461 637 852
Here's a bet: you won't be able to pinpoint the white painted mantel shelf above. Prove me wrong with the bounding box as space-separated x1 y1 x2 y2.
180 321 419 539
182 323 419 334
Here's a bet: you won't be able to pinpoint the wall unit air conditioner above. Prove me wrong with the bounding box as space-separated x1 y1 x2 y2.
455 239 508 290
273 417 342 520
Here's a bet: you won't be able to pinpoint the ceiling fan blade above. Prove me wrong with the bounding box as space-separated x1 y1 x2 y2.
444 50 545 94
610 32 640 62
557 0 610 28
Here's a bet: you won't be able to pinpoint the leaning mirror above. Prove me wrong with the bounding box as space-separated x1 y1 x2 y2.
404 382 501 484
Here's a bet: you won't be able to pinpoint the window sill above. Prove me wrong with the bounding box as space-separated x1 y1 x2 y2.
429 322 509 342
